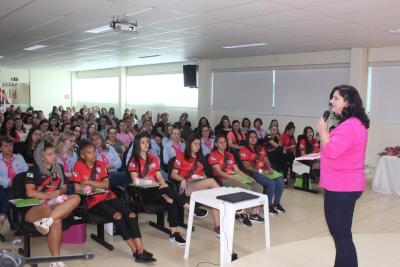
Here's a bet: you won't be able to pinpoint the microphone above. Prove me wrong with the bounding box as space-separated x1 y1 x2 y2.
323 110 330 121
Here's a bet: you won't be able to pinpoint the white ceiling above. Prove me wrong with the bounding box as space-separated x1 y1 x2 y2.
0 0 400 70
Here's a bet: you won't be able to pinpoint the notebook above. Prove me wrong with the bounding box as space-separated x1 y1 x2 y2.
216 192 259 203
9 198 42 207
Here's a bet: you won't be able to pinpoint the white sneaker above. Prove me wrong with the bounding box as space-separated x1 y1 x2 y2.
49 262 67 267
34 217 54 235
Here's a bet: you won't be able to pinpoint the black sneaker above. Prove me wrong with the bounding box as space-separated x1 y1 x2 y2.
169 232 186 245
239 214 252 227
249 214 264 224
194 207 208 218
274 203 286 213
269 205 278 216
135 250 156 263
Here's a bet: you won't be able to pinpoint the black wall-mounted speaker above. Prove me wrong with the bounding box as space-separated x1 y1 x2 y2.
183 65 198 88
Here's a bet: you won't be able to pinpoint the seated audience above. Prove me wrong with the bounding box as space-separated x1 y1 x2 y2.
194 117 212 136
15 116 28 142
163 128 185 165
128 132 189 244
280 122 297 184
106 127 125 158
90 132 126 188
241 117 251 135
170 135 221 236
227 120 245 151
209 135 264 226
0 137 29 244
71 140 156 263
299 126 320 155
250 118 267 140
38 119 50 134
117 120 135 147
265 125 285 172
25 141 80 267
200 125 214 157
215 116 231 137
240 130 285 216
14 127 42 167
56 130 78 180
1 117 20 143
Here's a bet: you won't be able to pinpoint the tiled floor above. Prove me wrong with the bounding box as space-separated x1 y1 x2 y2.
1 181 400 266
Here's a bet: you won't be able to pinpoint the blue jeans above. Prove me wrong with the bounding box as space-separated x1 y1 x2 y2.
324 190 362 267
251 172 284 206
0 187 15 231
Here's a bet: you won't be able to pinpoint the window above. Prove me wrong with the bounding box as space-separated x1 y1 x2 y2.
368 66 400 123
127 74 197 108
73 77 119 104
274 68 350 117
212 70 274 114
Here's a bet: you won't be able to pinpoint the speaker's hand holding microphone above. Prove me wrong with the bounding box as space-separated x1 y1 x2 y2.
317 110 330 146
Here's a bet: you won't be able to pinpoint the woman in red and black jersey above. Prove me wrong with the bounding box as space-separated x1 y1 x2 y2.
170 135 221 236
128 132 188 245
208 135 264 226
240 130 285 216
300 127 320 155
280 122 297 184
24 141 80 260
227 120 245 151
299 126 320 172
71 140 156 263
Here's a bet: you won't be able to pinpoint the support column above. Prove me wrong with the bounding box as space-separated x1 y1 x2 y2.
350 47 369 103
197 59 213 124
119 66 127 118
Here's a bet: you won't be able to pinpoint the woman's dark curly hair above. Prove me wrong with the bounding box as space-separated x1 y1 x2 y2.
330 85 370 129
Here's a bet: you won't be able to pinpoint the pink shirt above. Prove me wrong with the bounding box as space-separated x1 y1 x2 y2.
117 132 134 147
320 117 368 192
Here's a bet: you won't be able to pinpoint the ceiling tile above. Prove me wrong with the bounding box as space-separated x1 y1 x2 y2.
206 1 293 20
238 9 324 27
164 0 257 14
0 0 32 10
269 0 351 8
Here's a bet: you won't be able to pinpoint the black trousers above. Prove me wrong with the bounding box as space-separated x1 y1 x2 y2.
324 189 362 267
90 198 141 240
267 149 285 172
141 186 187 228
281 152 295 179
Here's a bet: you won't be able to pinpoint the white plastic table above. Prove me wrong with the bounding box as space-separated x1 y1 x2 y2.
372 156 400 195
184 187 270 266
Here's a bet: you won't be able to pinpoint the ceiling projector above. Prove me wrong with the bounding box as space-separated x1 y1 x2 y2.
110 17 138 32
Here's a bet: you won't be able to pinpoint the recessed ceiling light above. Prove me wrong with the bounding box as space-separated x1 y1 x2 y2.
389 28 400 33
138 54 161 58
222 43 267 49
23 45 47 51
86 25 112 34
0 56 3 59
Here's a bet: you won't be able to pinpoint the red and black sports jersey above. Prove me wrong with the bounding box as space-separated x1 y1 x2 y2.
71 160 116 209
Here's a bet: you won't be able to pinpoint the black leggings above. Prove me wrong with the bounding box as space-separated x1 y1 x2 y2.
282 152 295 179
141 186 187 228
90 198 141 240
324 190 362 267
267 149 285 172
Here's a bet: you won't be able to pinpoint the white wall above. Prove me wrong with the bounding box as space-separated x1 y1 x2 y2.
30 69 72 116
0 68 30 83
